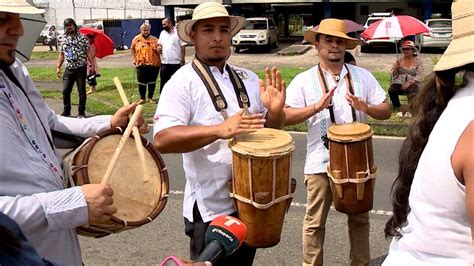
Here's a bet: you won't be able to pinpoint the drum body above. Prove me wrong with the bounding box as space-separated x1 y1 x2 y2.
327 123 376 214
63 128 169 238
229 128 296 248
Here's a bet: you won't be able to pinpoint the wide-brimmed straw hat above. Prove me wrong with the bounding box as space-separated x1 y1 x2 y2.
434 0 474 71
177 2 246 44
304 18 359 50
0 0 44 14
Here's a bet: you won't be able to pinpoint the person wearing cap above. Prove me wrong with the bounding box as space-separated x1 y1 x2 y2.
153 2 286 265
0 1 148 264
131 23 161 104
383 0 473 264
56 17 94 118
284 18 391 266
388 40 424 118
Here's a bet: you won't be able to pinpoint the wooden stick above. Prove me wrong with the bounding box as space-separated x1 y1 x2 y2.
114 77 150 183
101 105 143 185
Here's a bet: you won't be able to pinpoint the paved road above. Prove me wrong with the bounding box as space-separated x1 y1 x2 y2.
76 129 403 265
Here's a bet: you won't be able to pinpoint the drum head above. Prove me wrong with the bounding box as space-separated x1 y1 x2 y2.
228 128 294 157
327 122 373 142
86 134 164 224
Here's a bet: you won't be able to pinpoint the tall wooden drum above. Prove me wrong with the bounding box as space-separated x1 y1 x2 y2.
327 123 377 214
228 128 296 248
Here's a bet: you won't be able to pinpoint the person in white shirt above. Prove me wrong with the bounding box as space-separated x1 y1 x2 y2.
153 2 285 265
383 0 473 264
158 17 186 93
284 19 391 266
0 1 148 265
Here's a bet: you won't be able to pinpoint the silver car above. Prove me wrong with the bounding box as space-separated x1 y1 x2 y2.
232 17 279 53
420 18 452 50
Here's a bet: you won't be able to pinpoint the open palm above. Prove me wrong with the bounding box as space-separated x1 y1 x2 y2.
259 66 286 114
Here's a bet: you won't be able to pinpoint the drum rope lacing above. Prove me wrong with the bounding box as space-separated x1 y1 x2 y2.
230 156 294 210
327 141 376 184
63 137 96 187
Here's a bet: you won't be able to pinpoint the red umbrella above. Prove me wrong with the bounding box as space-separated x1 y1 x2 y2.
79 27 114 59
361 15 429 39
361 15 429 57
312 19 365 33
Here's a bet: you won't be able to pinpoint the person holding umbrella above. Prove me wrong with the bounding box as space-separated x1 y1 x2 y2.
388 40 424 118
0 1 148 265
85 33 99 94
383 0 473 264
284 18 391 266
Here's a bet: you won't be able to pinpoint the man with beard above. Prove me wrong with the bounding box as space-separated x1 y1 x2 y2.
283 19 391 266
153 2 286 265
158 17 186 93
0 1 148 264
56 18 94 118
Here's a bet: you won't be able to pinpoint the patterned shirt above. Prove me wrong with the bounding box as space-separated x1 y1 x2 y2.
59 33 90 70
391 57 424 85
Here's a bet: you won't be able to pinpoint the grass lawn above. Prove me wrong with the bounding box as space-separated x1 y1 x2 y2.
31 66 409 136
30 50 60 60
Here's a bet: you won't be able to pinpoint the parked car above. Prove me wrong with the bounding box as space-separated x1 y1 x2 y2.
37 24 54 44
232 17 279 52
419 18 452 51
360 12 397 52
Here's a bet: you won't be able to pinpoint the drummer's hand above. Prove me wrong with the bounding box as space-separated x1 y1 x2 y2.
81 184 117 224
259 66 286 114
111 103 149 134
314 87 336 113
345 92 368 113
217 110 265 139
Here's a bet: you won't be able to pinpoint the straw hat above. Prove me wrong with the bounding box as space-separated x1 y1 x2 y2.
177 2 246 44
0 0 44 14
304 19 359 50
434 0 474 71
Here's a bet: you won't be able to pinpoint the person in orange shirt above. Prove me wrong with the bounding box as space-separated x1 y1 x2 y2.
131 23 161 104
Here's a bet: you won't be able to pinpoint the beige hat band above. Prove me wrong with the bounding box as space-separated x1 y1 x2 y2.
452 12 474 20
452 31 474 39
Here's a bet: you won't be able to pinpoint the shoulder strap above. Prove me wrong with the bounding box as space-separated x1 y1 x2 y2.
191 59 250 120
343 64 358 122
225 65 250 110
317 64 336 123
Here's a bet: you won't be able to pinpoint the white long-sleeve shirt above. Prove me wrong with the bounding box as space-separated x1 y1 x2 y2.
0 59 111 265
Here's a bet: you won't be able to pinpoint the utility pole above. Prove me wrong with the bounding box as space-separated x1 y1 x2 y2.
72 0 76 20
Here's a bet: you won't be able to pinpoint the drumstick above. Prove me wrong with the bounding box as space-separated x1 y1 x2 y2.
101 105 143 185
114 77 150 183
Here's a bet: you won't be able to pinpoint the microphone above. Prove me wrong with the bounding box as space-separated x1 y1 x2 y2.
195 215 247 263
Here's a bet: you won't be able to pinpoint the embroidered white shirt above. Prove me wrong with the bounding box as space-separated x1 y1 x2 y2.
285 64 386 174
0 59 112 265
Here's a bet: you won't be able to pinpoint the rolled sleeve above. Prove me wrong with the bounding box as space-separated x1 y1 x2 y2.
285 73 307 108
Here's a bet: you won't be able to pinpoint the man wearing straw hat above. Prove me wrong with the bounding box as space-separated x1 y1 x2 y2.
383 0 474 264
0 1 148 264
153 2 286 264
284 19 391 265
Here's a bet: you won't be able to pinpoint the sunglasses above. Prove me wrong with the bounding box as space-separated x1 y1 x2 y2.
401 47 412 50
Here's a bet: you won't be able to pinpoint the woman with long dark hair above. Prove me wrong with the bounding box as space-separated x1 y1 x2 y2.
383 0 473 264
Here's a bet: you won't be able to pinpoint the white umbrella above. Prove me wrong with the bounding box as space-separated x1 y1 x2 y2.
16 13 46 62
